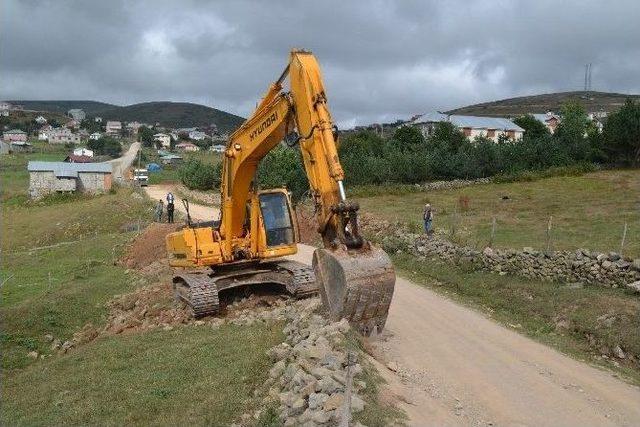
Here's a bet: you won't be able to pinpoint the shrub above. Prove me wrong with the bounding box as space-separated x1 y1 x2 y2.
179 159 221 190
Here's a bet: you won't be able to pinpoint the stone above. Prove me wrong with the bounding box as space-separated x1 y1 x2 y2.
270 360 286 379
61 340 74 353
44 333 54 342
50 338 62 351
308 392 329 410
311 409 332 424
27 351 39 359
323 393 344 411
351 395 365 413
291 397 306 416
602 260 613 270
608 252 621 261
482 247 494 257
625 281 640 293
317 376 341 394
386 361 399 372
613 345 626 359
632 259 640 271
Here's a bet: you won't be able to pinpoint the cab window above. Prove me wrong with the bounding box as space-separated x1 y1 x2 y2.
259 192 295 247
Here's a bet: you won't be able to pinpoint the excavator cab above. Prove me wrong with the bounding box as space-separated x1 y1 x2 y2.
258 190 296 247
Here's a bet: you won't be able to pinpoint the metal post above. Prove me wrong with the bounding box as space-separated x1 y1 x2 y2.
620 222 628 257
337 180 347 201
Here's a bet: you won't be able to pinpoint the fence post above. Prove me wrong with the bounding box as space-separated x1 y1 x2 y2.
546 216 553 252
620 222 628 257
489 217 496 248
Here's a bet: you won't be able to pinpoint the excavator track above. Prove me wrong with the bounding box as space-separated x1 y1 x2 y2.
172 260 317 318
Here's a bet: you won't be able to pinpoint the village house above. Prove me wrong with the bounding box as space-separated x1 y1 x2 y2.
48 128 81 144
210 144 225 153
65 119 80 129
188 130 208 141
532 112 561 134
3 129 28 143
411 113 524 142
105 121 122 137
64 154 93 163
160 153 183 165
68 109 86 121
38 125 53 141
73 147 94 157
35 115 48 124
90 132 102 140
154 133 171 148
0 101 12 111
126 121 142 135
175 142 200 152
2 140 33 153
28 161 112 198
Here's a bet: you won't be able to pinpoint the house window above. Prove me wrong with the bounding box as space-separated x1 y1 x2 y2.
462 128 472 137
487 129 496 138
506 130 515 139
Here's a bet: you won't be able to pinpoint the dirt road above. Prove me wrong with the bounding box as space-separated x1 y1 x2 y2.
145 185 640 426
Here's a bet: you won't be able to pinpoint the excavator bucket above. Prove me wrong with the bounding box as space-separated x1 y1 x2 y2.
313 244 395 336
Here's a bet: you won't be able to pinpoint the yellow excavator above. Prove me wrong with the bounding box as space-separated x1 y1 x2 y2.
165 49 395 335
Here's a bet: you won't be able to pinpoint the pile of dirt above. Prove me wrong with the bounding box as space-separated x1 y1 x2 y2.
120 223 180 270
295 203 321 246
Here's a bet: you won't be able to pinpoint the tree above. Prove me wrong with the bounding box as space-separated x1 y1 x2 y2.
87 136 122 158
602 98 640 166
390 125 425 151
428 121 467 153
555 102 589 160
179 159 221 190
138 126 155 147
80 119 103 134
513 114 550 140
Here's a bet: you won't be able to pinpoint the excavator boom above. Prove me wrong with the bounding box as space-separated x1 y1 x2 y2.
166 49 395 335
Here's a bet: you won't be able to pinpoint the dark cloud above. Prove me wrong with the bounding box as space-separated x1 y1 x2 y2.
1 0 639 125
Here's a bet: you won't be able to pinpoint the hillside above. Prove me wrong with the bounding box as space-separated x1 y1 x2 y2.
447 91 640 117
7 100 245 133
8 101 117 116
98 102 245 133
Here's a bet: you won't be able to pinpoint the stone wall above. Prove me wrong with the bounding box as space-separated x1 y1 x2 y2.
365 217 640 291
29 171 76 198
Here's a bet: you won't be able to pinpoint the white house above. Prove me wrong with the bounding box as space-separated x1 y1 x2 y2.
35 115 48 124
68 109 86 121
210 144 226 153
188 130 207 141
105 121 122 137
73 147 94 157
411 112 524 142
90 132 102 140
153 133 171 148
0 101 12 111
48 128 81 144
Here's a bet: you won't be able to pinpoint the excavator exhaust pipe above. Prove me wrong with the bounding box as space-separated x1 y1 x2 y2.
313 244 395 336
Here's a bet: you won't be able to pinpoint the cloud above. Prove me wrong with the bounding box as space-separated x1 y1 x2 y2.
1 0 639 125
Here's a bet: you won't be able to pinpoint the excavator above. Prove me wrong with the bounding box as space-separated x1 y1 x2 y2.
165 49 395 335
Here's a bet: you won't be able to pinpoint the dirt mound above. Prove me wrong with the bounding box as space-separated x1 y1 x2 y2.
121 223 180 270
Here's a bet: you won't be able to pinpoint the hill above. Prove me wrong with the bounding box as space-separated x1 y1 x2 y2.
7 100 245 133
98 102 245 133
8 100 117 116
447 91 640 117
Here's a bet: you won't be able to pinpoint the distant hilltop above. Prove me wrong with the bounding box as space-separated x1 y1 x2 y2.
5 100 245 133
447 91 640 117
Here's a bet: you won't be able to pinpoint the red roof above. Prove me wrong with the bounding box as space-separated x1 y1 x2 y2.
64 155 94 163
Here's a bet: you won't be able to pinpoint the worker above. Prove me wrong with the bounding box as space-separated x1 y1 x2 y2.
155 199 164 222
422 203 433 234
166 192 174 205
167 200 175 223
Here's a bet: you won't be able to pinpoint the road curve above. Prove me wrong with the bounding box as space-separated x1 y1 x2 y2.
146 185 640 426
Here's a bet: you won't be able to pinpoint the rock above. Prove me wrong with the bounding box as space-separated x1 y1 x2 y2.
270 360 286 379
194 320 205 326
608 252 621 261
386 361 399 372
323 393 344 411
291 397 306 416
311 409 332 424
44 334 54 342
308 392 329 410
613 345 626 359
482 247 494 257
351 394 365 413
601 260 613 270
625 281 640 293
523 247 535 254
50 339 61 351
317 376 341 394
61 340 74 353
27 351 39 359
632 259 640 271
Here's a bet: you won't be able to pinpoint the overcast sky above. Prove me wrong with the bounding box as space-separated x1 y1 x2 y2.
1 0 639 126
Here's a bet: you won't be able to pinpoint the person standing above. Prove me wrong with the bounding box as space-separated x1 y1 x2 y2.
155 199 164 222
166 192 175 223
423 203 433 234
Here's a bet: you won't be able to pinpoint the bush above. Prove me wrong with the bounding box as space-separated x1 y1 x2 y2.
257 146 308 201
179 159 221 190
87 137 122 158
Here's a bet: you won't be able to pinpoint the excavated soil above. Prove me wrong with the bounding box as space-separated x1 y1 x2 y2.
120 222 180 270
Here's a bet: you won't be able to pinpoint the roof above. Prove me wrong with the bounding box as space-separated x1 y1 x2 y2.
11 141 32 146
160 154 183 160
413 112 524 131
4 129 27 134
154 133 169 137
28 161 112 177
68 109 84 113
176 142 197 147
532 113 560 123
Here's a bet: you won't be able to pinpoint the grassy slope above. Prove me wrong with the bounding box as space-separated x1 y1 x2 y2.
357 169 640 258
391 254 640 384
143 147 222 185
447 90 640 117
1 149 283 425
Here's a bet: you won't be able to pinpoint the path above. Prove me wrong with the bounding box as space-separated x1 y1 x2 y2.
109 141 141 182
144 184 640 426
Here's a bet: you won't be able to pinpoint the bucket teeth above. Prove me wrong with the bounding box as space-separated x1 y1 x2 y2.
313 244 395 336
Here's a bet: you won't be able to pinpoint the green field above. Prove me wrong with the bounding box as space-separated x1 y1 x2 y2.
0 148 284 425
141 147 222 185
356 169 640 257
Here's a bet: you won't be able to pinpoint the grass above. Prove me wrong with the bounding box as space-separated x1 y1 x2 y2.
391 252 640 384
2 324 283 426
141 147 222 185
356 169 640 257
